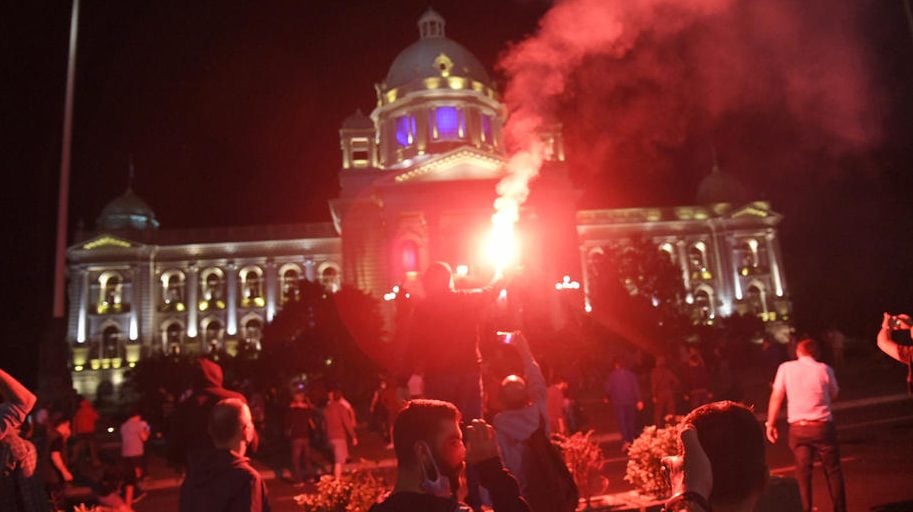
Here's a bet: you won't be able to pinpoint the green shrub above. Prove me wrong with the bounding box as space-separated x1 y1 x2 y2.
294 470 390 512
623 419 682 498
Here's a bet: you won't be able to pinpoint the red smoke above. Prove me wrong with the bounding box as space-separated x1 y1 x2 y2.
495 0 882 202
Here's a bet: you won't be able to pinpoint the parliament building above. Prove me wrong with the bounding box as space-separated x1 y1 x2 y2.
66 10 790 395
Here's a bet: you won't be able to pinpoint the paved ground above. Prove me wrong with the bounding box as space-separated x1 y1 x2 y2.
68 351 913 511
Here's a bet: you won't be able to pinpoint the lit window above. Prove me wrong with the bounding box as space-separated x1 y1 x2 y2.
481 114 493 142
434 106 462 140
401 240 419 272
395 115 416 146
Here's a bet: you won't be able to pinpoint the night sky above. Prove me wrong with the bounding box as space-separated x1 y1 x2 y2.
4 0 913 376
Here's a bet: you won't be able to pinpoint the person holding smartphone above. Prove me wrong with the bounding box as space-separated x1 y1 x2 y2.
877 313 913 393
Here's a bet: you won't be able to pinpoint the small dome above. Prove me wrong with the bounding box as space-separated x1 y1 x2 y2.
384 10 490 89
97 188 159 231
342 109 374 130
696 164 749 205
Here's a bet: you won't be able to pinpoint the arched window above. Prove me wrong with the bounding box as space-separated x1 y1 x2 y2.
200 268 226 310
401 240 419 273
280 266 301 304
101 325 122 359
160 270 186 311
162 321 184 352
689 242 712 280
433 106 464 140
747 283 767 317
320 265 340 293
243 317 263 350
694 286 715 323
395 115 417 147
240 266 264 308
97 271 125 314
658 242 675 263
203 319 224 350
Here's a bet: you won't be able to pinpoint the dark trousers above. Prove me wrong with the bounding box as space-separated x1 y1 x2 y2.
653 394 676 426
614 404 638 444
788 421 846 512
290 437 317 482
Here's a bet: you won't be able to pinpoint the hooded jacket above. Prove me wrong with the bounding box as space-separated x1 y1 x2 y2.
169 359 251 467
179 448 270 512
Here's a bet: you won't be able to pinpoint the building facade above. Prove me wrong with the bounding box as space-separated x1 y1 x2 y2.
67 9 789 395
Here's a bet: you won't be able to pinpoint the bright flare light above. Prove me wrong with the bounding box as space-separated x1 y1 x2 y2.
486 198 520 273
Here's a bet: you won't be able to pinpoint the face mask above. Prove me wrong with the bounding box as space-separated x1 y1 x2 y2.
417 441 457 498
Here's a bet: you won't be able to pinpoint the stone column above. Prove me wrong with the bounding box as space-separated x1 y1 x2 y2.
304 258 316 282
226 262 238 336
766 232 786 297
129 266 139 341
676 240 691 290
729 236 744 300
265 259 277 322
186 264 199 338
77 267 89 343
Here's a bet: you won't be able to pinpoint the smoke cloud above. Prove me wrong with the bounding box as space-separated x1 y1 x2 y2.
494 0 882 206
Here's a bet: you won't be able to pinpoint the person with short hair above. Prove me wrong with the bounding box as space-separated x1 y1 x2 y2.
766 338 846 512
70 397 101 468
285 391 318 484
662 401 768 512
179 398 270 512
323 387 357 479
603 357 644 450
39 417 73 510
120 409 150 505
369 399 528 512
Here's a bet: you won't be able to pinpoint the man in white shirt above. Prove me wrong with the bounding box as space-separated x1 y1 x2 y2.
765 338 845 512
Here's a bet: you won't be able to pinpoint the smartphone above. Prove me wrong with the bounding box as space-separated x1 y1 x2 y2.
497 331 514 344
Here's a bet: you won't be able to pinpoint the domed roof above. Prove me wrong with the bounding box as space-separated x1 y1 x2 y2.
384 9 491 89
342 109 374 130
696 162 749 205
96 187 159 231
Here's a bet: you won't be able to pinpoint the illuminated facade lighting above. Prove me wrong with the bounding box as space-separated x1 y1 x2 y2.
555 275 580 290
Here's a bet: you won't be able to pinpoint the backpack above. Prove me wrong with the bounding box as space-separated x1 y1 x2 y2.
522 416 579 512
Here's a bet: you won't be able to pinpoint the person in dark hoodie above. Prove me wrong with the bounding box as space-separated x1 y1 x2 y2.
179 398 270 512
369 399 528 512
169 358 257 469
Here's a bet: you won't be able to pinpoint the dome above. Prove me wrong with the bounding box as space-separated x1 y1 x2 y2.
96 188 160 231
696 163 749 205
342 109 374 130
384 9 491 89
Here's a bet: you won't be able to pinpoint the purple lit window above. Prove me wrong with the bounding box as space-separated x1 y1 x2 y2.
481 114 493 142
434 106 461 140
395 115 416 147
401 240 419 272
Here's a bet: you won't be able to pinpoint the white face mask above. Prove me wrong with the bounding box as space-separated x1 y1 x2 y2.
417 441 454 498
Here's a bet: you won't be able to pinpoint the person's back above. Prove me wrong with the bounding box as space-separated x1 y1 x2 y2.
323 399 354 441
0 432 48 512
179 448 268 512
605 367 639 405
170 359 249 467
179 398 269 512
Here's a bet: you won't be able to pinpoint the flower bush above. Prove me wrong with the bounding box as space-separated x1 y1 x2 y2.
623 418 683 498
294 470 390 512
554 430 608 507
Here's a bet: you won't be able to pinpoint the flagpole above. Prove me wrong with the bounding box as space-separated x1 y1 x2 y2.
53 0 79 319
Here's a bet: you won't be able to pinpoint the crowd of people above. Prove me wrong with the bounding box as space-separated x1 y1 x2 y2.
3 258 913 512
